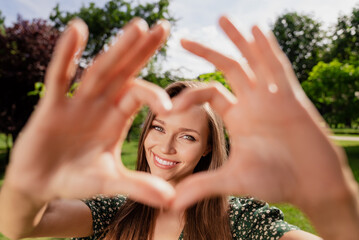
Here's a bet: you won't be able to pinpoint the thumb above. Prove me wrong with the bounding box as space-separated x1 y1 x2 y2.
172 169 230 211
105 169 176 208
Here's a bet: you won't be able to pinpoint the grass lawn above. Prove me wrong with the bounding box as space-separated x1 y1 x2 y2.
121 141 139 170
331 128 359 135
0 137 358 239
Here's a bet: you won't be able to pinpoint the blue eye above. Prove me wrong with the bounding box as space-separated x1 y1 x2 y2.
152 125 164 132
183 135 196 141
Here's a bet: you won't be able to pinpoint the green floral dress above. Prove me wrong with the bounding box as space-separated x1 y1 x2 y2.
73 195 298 240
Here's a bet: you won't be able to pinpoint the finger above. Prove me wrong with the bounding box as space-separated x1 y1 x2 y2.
88 161 175 208
79 18 149 98
117 169 175 208
115 20 170 79
102 20 170 101
180 39 253 96
92 170 176 208
251 26 292 93
172 82 236 121
117 78 172 118
78 18 148 97
45 19 88 101
218 16 268 91
172 170 229 211
111 79 172 146
61 153 175 208
115 78 172 147
266 31 305 92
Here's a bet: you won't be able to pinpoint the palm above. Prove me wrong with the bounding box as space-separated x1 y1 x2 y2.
222 97 308 202
14 98 124 199
173 16 346 210
7 19 175 207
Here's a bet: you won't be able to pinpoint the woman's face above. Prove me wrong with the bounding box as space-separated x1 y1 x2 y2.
144 106 210 185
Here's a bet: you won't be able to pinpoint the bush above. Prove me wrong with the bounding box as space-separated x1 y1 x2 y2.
0 17 60 172
302 60 359 128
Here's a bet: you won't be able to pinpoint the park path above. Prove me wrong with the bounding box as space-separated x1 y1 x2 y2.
329 136 359 142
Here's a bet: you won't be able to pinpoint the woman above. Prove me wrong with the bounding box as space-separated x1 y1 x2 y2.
75 81 298 240
0 16 358 240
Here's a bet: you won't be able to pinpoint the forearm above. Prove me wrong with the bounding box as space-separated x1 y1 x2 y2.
0 180 48 239
303 175 359 240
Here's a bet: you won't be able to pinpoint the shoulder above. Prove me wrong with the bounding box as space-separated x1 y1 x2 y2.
72 195 127 240
84 194 127 213
228 196 282 220
84 194 127 227
228 196 299 240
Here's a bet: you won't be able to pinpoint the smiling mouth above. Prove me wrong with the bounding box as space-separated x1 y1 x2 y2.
153 153 180 169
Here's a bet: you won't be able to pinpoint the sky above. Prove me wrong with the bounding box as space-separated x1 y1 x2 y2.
1 0 358 78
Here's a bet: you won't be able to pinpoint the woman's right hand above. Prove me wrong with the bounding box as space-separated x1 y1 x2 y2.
4 18 175 207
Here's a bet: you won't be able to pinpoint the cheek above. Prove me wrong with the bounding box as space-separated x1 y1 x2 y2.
144 132 156 149
180 144 205 165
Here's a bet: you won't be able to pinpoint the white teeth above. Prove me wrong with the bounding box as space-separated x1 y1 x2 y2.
155 155 177 166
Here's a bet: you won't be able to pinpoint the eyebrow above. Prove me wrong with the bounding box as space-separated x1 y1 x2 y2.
153 119 201 135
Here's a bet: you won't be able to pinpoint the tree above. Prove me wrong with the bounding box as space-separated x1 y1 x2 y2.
329 6 359 62
0 10 5 35
0 10 4 26
272 12 325 82
197 71 230 90
49 0 176 59
0 17 60 171
302 60 359 128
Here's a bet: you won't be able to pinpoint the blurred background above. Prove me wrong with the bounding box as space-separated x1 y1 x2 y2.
0 0 359 238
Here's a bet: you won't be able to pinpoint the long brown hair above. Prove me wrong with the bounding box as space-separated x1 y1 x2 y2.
104 81 232 240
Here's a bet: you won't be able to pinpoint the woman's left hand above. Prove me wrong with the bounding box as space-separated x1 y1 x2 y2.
172 16 357 217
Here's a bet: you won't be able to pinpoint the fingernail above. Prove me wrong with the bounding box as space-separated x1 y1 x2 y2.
136 18 149 32
67 18 89 43
163 100 173 111
155 19 170 30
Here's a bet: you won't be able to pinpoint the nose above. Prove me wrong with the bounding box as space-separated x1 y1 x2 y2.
159 134 176 155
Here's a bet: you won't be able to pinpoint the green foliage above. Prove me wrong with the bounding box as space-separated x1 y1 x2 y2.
329 6 359 61
197 71 231 90
0 134 12 176
28 82 46 98
126 106 148 142
27 81 80 99
0 17 60 147
66 82 81 98
0 10 4 26
142 60 182 88
302 60 359 128
0 234 68 240
272 12 325 82
0 10 5 35
121 140 139 170
0 133 12 149
49 0 176 59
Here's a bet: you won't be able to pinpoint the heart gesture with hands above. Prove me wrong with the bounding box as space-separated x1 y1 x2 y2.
4 18 175 207
1 14 359 240
172 16 358 225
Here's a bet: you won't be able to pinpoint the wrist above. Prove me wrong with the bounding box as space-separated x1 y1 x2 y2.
0 180 48 239
3 163 51 204
301 180 359 240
